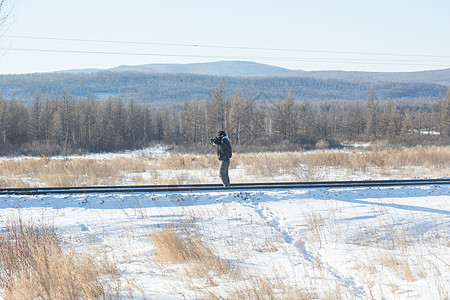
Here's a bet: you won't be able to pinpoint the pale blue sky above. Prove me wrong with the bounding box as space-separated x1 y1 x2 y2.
1 0 449 74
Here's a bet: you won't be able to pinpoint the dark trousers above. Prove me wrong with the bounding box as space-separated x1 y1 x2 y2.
219 159 231 187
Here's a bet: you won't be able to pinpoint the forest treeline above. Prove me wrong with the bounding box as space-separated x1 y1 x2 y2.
0 71 448 103
0 83 449 156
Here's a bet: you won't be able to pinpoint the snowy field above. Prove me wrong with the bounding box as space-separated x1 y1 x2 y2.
0 147 449 299
0 182 449 299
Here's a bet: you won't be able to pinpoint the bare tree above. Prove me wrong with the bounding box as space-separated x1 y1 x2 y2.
365 89 379 140
229 89 244 144
0 0 11 30
439 89 450 136
209 81 226 131
273 93 297 142
0 0 5 22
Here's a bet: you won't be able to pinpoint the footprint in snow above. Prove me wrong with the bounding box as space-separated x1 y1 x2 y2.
79 223 91 232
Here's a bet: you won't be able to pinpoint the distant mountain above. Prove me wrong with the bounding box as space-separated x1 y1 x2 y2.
56 61 450 86
108 61 296 77
1 61 448 104
55 68 101 74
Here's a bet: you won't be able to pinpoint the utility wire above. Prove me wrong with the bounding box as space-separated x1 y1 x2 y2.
4 47 450 67
4 34 450 59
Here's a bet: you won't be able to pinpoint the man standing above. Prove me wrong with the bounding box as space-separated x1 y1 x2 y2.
212 130 232 187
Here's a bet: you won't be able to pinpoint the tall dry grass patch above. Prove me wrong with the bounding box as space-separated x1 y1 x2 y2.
151 225 231 278
0 157 148 187
305 211 325 247
376 251 416 282
220 274 319 300
151 228 191 265
153 154 217 170
0 214 116 299
0 145 448 187
0 158 43 175
238 146 449 180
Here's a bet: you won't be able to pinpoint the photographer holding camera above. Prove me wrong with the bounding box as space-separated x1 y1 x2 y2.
211 130 232 187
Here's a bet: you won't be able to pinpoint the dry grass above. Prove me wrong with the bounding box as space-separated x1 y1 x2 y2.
151 228 192 265
301 201 447 298
239 145 450 180
218 274 322 300
0 214 116 300
0 145 448 187
153 155 217 170
151 226 231 278
149 211 338 300
221 275 316 300
305 211 325 247
376 251 416 282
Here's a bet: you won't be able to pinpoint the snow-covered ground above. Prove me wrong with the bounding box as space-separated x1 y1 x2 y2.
0 146 449 298
1 182 448 299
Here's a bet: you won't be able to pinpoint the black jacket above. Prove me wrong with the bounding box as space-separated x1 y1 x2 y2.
215 136 232 161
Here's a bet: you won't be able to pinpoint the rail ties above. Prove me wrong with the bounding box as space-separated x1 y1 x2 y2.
0 178 449 195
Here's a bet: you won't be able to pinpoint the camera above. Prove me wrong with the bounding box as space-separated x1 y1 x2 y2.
210 136 221 144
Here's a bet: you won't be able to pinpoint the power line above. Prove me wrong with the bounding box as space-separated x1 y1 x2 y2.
4 34 450 59
4 47 450 68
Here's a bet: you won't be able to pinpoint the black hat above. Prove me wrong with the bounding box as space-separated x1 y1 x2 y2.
217 131 226 137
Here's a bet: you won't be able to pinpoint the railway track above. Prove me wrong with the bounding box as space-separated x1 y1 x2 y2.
1 178 449 195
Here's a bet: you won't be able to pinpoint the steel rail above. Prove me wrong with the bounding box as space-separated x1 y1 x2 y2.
0 178 449 195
